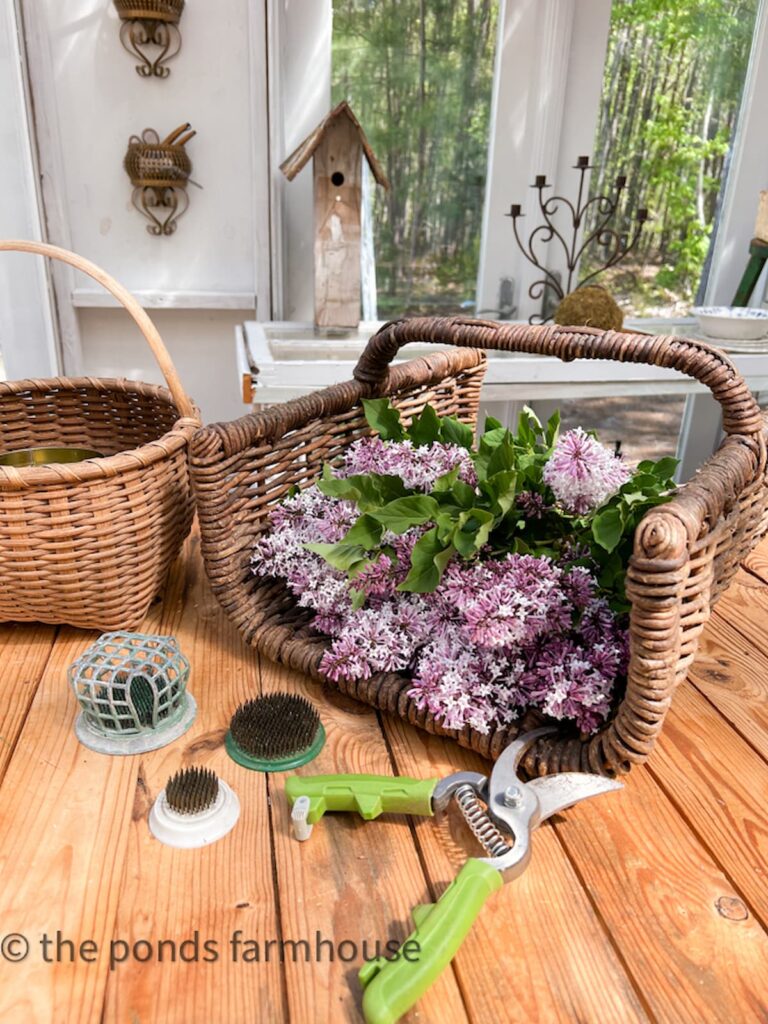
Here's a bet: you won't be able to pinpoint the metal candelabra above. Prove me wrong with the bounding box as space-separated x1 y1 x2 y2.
507 155 649 324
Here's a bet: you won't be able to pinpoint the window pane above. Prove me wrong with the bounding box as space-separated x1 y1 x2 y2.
331 0 498 318
583 0 759 317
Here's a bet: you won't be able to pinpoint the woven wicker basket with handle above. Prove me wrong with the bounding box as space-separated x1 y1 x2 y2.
190 316 768 776
0 240 199 631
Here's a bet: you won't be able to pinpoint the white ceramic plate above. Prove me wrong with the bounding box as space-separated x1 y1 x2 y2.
693 306 768 341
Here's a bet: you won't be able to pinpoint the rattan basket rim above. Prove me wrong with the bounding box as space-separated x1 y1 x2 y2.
0 376 197 489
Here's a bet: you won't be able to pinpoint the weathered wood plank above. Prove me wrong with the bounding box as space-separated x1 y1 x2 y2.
263 663 470 1024
0 626 131 1023
0 622 57 782
709 570 768 660
0 547 195 1022
688 611 768 763
380 717 649 1024
741 536 768 584
650 682 768 925
554 764 768 1022
103 540 285 1024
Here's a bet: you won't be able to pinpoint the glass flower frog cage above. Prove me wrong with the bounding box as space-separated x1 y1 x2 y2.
68 632 196 754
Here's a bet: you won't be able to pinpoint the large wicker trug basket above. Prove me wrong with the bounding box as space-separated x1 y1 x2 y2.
0 240 199 631
190 317 768 776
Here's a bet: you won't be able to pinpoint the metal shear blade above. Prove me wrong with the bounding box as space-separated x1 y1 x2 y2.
480 727 623 874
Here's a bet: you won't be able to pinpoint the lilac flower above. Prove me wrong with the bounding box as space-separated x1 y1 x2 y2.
543 428 631 514
521 639 615 734
561 566 597 610
517 490 548 519
253 439 630 737
339 437 477 491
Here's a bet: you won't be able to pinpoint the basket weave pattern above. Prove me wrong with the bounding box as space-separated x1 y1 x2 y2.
124 143 191 190
113 0 184 22
0 241 198 631
190 317 768 776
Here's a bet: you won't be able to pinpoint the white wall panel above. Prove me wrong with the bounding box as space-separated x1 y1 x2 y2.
35 0 261 296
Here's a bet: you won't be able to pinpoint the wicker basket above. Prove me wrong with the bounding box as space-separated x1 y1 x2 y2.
113 0 184 23
189 317 768 776
124 138 191 190
0 240 199 631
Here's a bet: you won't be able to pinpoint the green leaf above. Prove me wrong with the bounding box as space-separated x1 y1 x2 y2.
433 466 460 492
451 480 477 508
440 415 475 450
516 406 542 446
453 508 495 556
317 464 407 507
483 415 503 433
317 463 364 501
398 528 454 593
434 510 458 544
343 514 383 549
407 405 441 447
651 456 679 481
591 506 624 552
305 542 369 572
544 409 561 449
370 496 438 534
487 436 516 476
479 427 511 449
362 398 405 441
481 470 517 515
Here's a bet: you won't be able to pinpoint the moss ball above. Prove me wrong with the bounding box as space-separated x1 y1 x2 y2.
554 286 624 331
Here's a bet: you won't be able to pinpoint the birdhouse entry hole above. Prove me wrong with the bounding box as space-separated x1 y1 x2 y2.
331 171 345 186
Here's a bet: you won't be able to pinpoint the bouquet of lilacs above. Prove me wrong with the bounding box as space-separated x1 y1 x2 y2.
252 400 677 737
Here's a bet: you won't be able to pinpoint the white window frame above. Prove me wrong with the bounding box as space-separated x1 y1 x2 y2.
0 0 60 378
271 0 768 324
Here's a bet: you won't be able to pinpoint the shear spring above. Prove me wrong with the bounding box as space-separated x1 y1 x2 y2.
454 784 511 858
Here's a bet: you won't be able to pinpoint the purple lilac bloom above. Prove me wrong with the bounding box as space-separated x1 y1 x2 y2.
561 566 597 610
339 436 477 491
542 427 631 514
517 490 548 519
521 638 616 734
253 446 629 737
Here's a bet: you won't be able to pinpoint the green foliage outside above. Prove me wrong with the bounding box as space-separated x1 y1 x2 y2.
332 0 498 317
332 0 758 319
584 0 757 313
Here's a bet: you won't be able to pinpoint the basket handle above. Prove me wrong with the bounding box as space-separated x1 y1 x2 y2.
353 316 765 437
0 239 198 423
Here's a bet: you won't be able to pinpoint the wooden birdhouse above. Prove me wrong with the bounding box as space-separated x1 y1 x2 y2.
280 101 389 329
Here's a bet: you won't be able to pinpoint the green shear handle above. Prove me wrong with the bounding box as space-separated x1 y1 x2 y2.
285 773 438 823
359 859 503 1024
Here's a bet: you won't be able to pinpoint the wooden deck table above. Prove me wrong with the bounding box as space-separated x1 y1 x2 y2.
1 531 768 1023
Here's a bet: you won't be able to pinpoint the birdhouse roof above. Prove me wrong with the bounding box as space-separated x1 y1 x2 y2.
280 101 390 188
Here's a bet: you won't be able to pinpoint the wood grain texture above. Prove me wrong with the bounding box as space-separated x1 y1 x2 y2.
103 538 285 1024
649 682 768 925
689 611 768 763
742 537 768 584
0 623 57 781
262 662 470 1024
554 765 768 1023
0 627 131 1023
313 117 362 328
380 716 648 1024
710 567 768 656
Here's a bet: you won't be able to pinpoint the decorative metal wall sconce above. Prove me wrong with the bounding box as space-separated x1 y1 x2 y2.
113 0 185 79
507 155 649 323
124 124 197 236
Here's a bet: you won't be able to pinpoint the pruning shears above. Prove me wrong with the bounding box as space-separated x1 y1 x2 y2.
285 727 623 1024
